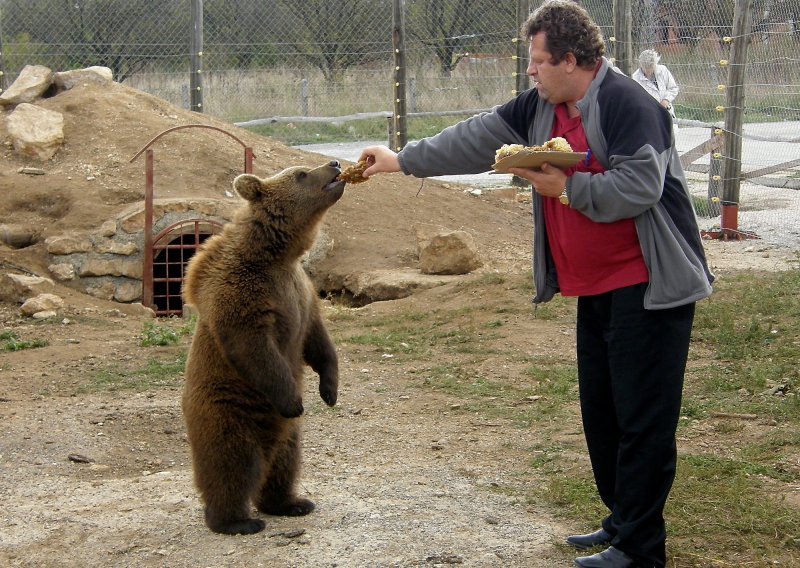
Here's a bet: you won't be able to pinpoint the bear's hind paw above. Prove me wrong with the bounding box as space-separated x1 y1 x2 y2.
207 517 266 535
258 497 315 517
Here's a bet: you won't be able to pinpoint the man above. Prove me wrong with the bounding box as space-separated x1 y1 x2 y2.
358 1 713 566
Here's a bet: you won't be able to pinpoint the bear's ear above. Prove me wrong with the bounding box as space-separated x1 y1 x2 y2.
233 174 263 201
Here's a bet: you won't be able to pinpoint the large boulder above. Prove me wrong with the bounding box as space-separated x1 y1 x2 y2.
0 64 53 106
6 103 65 160
53 66 113 90
415 225 482 275
0 273 56 303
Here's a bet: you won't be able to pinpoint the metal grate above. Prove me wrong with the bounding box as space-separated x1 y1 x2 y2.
150 219 223 317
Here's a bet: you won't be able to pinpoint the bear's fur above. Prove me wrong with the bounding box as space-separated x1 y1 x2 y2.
181 161 344 535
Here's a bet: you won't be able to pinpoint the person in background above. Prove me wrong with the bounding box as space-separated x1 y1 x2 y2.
357 1 713 566
632 49 679 120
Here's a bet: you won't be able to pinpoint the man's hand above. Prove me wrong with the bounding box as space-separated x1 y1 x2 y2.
508 162 568 199
359 145 401 178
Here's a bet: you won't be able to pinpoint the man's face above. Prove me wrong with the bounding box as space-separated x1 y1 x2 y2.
526 32 568 104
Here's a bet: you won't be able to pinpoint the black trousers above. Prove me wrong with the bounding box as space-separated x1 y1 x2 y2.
576 283 695 567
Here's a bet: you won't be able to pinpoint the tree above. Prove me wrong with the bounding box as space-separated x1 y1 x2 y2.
1 0 187 82
406 0 514 77
273 0 390 83
205 0 273 68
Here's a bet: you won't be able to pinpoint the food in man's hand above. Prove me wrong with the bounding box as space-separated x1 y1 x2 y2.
337 160 369 184
494 137 573 162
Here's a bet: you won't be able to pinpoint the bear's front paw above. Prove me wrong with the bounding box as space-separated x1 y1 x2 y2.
278 398 304 418
319 383 337 407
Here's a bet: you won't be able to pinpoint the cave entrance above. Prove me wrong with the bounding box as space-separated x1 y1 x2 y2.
130 124 254 316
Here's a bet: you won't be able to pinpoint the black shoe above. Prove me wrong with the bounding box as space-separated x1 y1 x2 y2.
565 528 613 550
573 546 638 567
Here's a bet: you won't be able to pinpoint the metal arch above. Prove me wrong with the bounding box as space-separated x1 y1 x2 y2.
130 125 254 314
129 124 256 168
152 218 224 247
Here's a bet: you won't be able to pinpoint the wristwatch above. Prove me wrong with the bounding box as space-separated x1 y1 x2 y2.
559 188 569 205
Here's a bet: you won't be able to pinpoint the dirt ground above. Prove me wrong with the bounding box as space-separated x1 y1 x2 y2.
1 81 799 567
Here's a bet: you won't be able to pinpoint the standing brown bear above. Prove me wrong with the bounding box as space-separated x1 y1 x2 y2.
181 161 344 535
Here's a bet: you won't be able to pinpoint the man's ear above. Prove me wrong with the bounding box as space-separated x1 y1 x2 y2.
563 52 578 72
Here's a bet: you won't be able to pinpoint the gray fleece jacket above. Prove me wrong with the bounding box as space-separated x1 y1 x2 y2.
397 58 713 309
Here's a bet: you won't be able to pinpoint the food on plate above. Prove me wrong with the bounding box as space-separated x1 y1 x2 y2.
494 137 573 161
337 160 369 184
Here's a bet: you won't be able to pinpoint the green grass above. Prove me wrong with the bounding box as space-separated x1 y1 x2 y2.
78 352 187 394
71 318 197 393
333 267 800 565
692 269 800 418
668 454 800 560
0 330 48 351
140 317 195 347
547 269 800 565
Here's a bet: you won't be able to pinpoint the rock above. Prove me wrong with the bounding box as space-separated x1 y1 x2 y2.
53 66 113 90
302 230 334 274
6 103 65 160
96 220 118 238
94 240 138 255
0 224 40 249
20 293 64 316
79 257 142 279
68 453 95 464
418 230 482 275
0 273 55 303
45 235 93 255
32 310 57 320
0 64 53 106
18 167 46 175
48 263 77 281
128 303 157 318
114 280 142 303
343 269 458 302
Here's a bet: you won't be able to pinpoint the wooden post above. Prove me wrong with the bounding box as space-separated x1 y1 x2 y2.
300 78 309 116
0 7 6 93
190 0 204 113
391 0 407 151
708 125 722 217
515 0 530 96
386 116 396 147
721 0 753 237
613 0 633 75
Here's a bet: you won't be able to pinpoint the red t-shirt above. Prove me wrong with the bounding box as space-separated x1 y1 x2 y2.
542 103 649 296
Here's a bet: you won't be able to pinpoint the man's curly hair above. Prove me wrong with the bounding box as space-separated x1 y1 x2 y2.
522 0 605 69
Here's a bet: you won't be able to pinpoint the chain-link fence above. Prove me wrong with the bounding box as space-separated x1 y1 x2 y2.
1 0 799 245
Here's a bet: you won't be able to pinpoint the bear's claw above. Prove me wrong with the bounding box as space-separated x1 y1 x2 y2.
319 386 337 406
